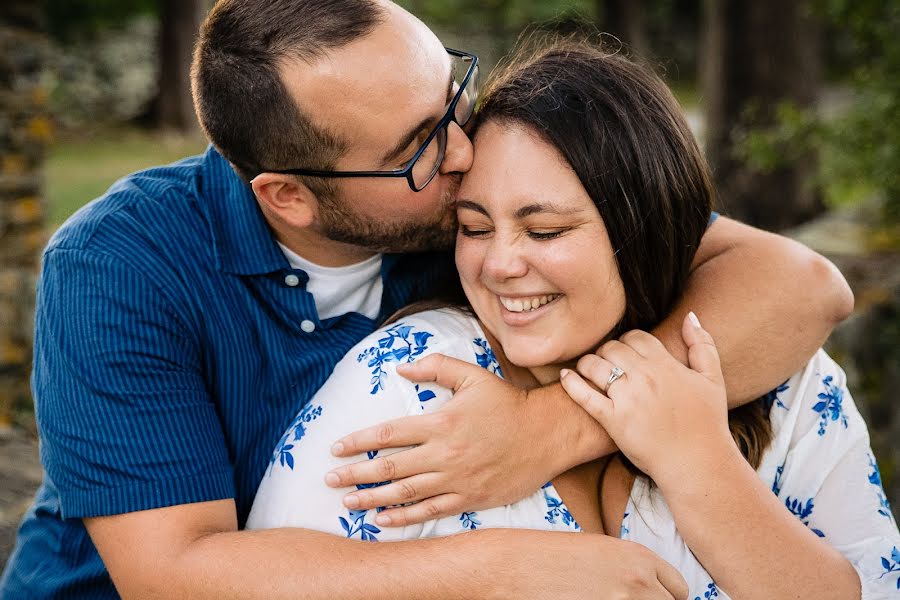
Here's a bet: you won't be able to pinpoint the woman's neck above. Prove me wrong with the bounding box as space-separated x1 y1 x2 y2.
476 323 575 388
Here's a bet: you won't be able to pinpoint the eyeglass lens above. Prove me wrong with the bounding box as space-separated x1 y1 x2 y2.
411 56 478 190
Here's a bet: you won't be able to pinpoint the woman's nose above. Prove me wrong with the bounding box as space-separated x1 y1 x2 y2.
482 237 528 282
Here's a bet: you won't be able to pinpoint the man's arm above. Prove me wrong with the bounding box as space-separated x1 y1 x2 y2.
330 217 854 524
651 216 854 406
84 500 687 600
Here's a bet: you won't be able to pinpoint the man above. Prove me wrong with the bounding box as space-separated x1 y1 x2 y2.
1 1 853 598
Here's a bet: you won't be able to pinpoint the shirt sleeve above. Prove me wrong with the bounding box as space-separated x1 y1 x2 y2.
772 352 900 597
246 311 472 541
33 248 234 519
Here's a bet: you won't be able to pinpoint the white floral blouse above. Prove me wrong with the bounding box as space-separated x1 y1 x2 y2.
247 309 900 598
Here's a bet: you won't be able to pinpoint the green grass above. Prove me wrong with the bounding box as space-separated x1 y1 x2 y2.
46 128 208 226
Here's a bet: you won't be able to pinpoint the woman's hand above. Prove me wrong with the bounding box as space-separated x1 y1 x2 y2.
559 312 737 486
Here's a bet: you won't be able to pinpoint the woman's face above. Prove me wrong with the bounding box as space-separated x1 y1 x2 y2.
455 121 626 372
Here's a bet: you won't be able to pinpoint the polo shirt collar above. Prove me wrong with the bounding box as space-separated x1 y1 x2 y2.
200 145 290 276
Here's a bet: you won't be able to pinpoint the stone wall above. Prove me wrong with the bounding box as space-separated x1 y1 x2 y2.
0 3 49 428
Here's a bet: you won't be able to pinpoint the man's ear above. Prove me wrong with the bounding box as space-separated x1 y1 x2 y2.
251 173 318 229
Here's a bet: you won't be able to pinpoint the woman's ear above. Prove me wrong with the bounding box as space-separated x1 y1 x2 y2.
250 173 318 229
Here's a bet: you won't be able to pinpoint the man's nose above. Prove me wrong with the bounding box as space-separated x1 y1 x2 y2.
440 121 474 175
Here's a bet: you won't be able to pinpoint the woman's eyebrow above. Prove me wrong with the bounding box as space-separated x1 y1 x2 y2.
514 202 579 219
456 199 489 216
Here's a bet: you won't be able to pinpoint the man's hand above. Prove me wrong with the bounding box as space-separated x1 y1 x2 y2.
327 353 614 527
497 531 689 600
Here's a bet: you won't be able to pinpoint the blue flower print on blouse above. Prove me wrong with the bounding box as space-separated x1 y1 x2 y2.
772 463 785 496
620 512 630 538
867 452 895 522
541 482 580 531
785 497 825 537
878 546 900 590
761 380 790 411
812 374 849 436
459 511 482 530
473 338 503 377
357 323 433 395
339 508 381 542
694 581 719 600
269 402 323 473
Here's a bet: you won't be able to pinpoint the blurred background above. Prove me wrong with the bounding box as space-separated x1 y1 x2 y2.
1 0 898 564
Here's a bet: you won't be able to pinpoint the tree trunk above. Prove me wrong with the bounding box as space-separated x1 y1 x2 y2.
596 0 649 58
702 0 824 231
0 1 50 428
150 0 206 132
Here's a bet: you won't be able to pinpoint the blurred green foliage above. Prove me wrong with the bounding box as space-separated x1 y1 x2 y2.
738 0 899 229
46 0 156 40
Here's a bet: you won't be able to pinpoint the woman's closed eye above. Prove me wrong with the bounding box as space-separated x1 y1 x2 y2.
459 225 571 240
527 229 568 241
459 224 492 238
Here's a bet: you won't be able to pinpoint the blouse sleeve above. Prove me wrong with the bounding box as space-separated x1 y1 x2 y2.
769 350 900 597
245 311 472 542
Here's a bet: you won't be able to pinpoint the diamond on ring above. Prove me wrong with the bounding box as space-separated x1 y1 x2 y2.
606 365 626 388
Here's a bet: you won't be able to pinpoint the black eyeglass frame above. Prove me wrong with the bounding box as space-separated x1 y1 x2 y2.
260 48 479 192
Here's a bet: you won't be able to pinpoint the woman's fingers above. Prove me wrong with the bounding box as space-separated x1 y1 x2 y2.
559 368 614 426
597 339 644 377
681 311 723 385
573 353 619 394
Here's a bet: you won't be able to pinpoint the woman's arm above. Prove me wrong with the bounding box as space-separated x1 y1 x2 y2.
560 315 865 600
651 216 854 406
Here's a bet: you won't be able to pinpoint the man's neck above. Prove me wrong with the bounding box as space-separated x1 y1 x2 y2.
269 219 376 268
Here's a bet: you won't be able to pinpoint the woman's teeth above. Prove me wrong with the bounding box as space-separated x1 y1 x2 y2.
499 294 561 313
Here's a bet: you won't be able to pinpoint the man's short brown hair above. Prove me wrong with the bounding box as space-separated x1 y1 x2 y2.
191 0 385 182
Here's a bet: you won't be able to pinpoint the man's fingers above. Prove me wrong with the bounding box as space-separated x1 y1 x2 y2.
656 557 689 600
340 473 444 511
327 446 437 488
395 353 484 392
372 493 464 528
618 329 666 359
559 369 613 426
681 311 723 385
331 415 427 458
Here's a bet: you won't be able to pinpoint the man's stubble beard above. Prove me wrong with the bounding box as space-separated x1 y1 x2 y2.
317 179 459 254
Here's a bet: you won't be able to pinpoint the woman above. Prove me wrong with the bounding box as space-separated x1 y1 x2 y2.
247 42 900 598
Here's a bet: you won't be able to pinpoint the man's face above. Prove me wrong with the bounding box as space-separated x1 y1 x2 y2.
280 2 474 253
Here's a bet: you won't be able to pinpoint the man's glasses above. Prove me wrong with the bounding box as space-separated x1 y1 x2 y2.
262 48 479 192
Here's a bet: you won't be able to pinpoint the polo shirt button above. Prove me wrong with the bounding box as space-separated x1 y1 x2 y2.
300 320 316 333
284 274 300 287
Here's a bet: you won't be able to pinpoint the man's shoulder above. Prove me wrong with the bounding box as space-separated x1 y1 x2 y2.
46 152 210 260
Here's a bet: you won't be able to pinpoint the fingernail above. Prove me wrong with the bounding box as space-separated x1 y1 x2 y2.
688 311 701 329
560 368 571 378
325 472 340 486
375 514 391 526
344 494 359 508
396 363 411 373
331 442 344 456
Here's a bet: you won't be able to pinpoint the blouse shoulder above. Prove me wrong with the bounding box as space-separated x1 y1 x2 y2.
331 308 501 414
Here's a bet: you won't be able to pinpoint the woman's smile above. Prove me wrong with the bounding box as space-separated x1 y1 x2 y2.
497 293 564 325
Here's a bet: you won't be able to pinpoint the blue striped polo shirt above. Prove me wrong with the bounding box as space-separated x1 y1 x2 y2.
0 146 451 598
